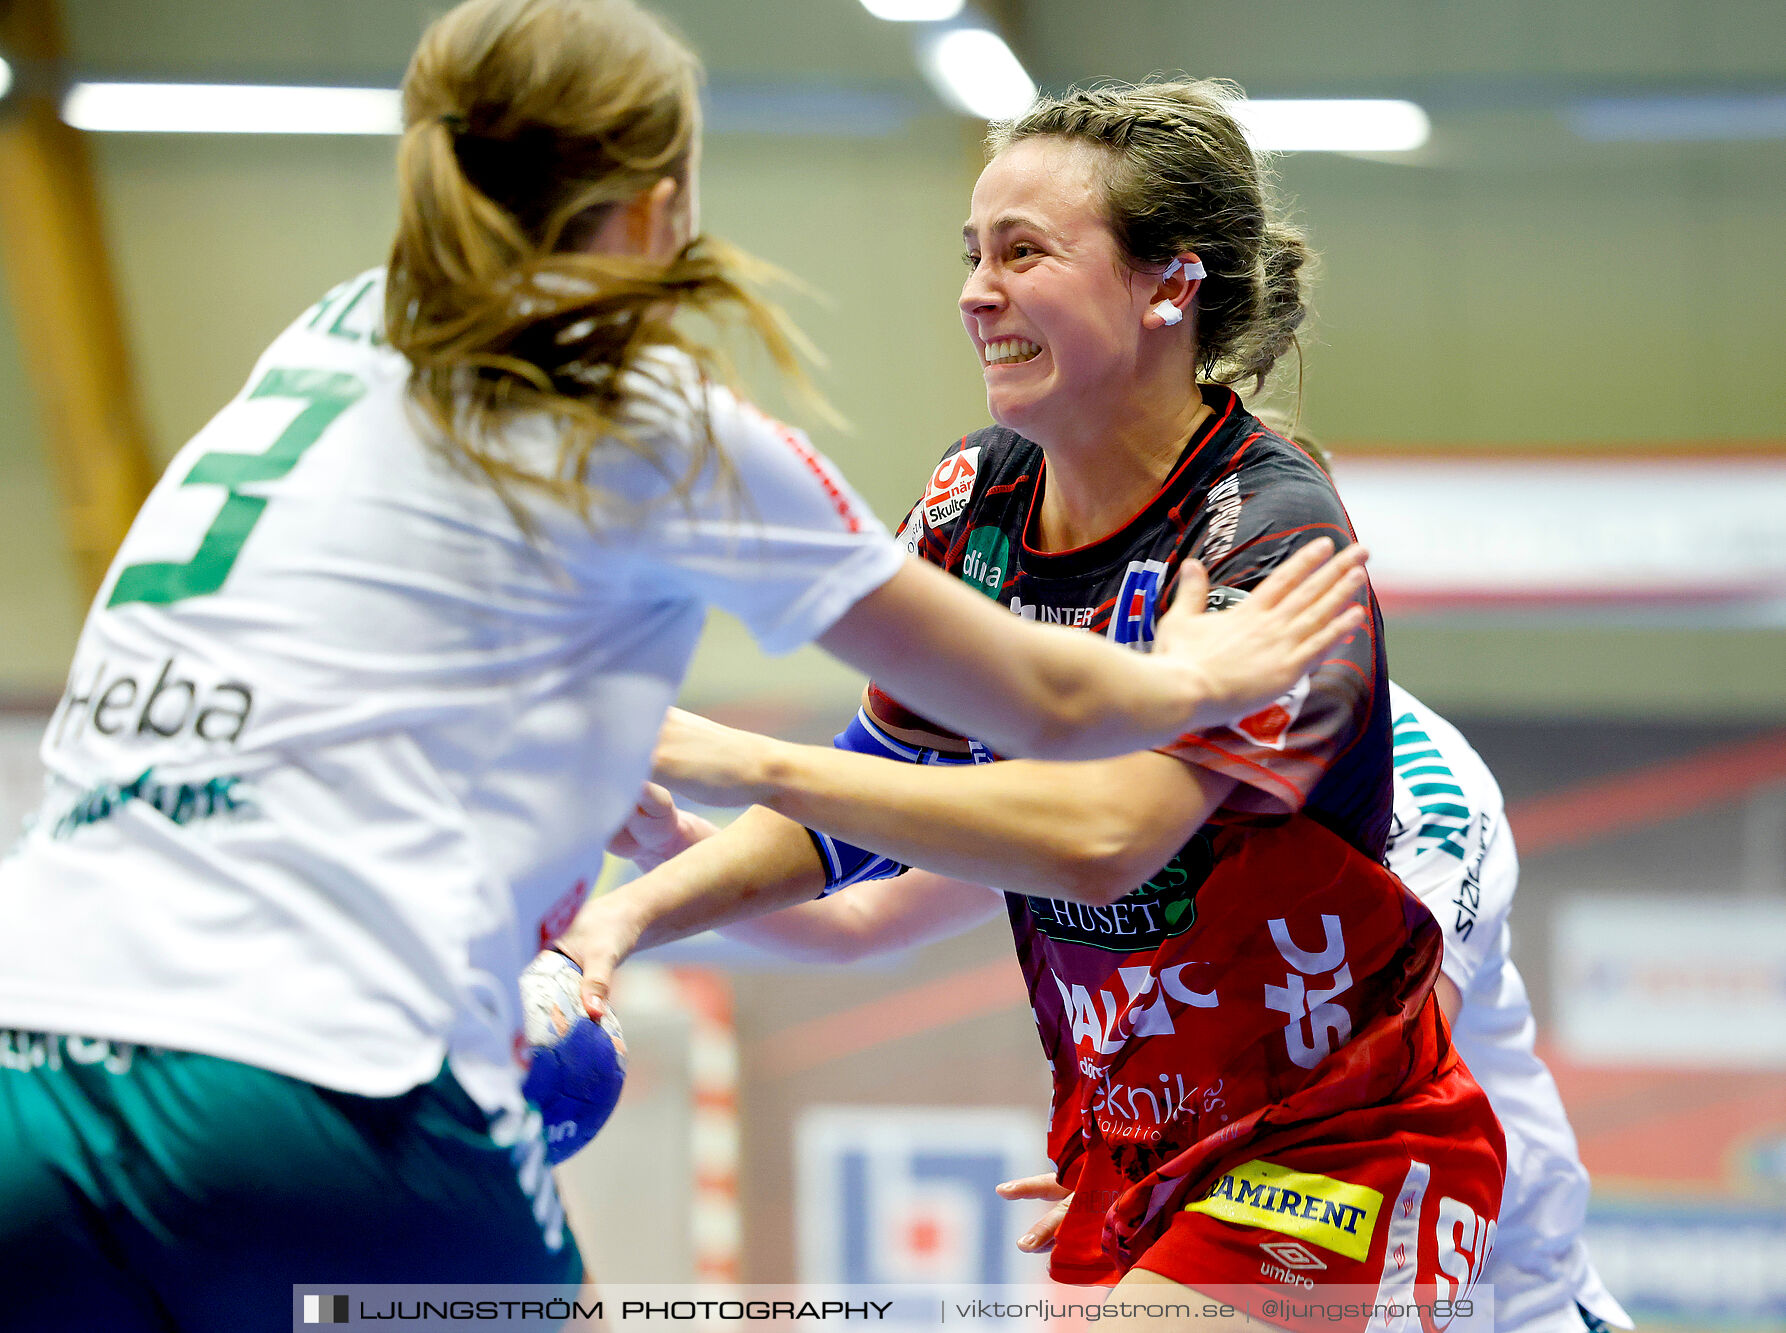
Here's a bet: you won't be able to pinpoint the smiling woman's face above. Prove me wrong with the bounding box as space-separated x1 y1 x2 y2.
959 136 1155 444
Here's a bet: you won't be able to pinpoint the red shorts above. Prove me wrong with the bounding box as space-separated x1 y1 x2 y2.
1129 1062 1504 1332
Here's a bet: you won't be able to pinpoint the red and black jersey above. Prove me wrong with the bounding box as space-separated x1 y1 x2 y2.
1026 816 1478 1284
872 384 1391 859
864 388 1473 1284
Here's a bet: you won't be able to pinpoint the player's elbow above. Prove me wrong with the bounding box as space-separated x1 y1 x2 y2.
1055 855 1156 907
1047 818 1164 907
997 673 1104 761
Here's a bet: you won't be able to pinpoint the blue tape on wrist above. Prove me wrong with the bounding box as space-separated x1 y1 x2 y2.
810 708 977 897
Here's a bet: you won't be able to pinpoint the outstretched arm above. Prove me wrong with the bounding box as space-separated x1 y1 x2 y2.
650 707 1236 903
559 725 1233 1011
564 803 828 987
719 870 1004 964
587 782 1003 965
819 537 1365 761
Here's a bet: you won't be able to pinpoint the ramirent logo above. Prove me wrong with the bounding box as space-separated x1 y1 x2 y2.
1185 1158 1383 1262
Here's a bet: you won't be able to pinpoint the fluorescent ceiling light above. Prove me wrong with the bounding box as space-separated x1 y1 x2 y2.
63 82 402 135
860 0 964 19
0 57 12 102
920 28 1035 121
1232 99 1429 153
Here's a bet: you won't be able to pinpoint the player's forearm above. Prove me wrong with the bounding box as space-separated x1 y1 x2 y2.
716 898 882 963
719 870 1002 963
961 620 1195 761
745 743 1169 903
821 562 1191 761
820 539 1366 762
560 805 825 968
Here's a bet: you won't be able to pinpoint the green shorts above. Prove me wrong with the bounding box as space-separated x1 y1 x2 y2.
0 1030 581 1332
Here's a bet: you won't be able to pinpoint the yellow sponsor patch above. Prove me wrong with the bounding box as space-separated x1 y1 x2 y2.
1184 1158 1383 1262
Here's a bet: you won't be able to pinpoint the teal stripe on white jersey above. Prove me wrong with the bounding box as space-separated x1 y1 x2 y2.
1390 713 1474 860
1386 684 1629 1333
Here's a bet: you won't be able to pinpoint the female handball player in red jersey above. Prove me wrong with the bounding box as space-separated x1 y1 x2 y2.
559 81 1506 1330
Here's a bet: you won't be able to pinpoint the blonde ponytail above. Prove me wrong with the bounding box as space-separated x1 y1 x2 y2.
384 0 810 521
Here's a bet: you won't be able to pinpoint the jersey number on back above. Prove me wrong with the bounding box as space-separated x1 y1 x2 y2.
108 369 365 607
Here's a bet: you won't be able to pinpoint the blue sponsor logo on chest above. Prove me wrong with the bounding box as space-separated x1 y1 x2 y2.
1110 560 1171 648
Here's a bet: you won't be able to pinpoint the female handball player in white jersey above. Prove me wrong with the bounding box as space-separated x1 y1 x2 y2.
0 5 1366 1327
558 81 1506 1329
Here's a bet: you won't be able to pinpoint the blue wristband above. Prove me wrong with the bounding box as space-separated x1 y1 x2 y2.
809 708 980 897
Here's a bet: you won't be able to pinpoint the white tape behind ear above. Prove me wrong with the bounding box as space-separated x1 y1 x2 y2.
1155 256 1203 326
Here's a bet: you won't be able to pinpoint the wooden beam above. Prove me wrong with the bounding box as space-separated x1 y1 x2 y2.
0 0 157 601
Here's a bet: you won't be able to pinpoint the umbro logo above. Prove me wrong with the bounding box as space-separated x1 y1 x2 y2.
1260 1240 1327 1271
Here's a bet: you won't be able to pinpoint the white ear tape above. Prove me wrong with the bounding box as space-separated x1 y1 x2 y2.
1154 256 1204 326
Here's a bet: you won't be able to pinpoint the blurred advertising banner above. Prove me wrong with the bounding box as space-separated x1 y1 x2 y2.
1552 894 1786 1328
1333 455 1786 625
1555 896 1786 1068
795 1106 1048 1287
1585 1203 1786 1326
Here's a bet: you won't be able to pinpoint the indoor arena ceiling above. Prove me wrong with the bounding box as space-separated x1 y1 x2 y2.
50 0 1786 120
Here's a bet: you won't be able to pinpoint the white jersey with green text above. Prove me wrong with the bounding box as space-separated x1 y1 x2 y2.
1387 684 1630 1333
0 270 903 1120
